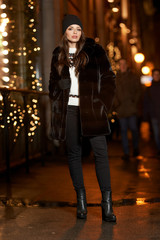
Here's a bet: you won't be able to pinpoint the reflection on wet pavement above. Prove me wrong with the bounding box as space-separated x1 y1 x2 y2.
0 204 160 240
1 139 160 206
0 137 160 239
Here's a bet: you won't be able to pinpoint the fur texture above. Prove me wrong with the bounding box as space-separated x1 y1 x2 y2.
49 38 116 141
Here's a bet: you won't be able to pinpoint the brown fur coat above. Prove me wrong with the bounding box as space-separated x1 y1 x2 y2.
49 38 116 141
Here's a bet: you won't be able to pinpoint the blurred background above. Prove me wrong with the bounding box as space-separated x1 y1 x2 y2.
0 0 160 176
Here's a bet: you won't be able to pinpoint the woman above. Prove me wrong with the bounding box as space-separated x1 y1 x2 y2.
49 14 116 222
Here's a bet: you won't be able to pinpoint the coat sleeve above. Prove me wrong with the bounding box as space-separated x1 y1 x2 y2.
95 45 116 112
49 49 61 100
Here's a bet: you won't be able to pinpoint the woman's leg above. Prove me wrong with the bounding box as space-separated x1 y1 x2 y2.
66 106 84 191
66 106 87 218
89 135 111 192
89 135 116 222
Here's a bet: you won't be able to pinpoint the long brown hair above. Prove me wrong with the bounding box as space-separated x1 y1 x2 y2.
56 31 88 76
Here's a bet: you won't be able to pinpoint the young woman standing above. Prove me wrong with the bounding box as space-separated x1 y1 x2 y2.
49 14 116 222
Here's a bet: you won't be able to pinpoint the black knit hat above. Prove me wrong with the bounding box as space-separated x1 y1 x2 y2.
62 14 83 34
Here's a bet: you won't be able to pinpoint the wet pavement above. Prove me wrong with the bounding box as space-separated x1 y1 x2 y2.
0 137 160 240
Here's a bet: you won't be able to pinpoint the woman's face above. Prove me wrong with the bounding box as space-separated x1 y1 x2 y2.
65 24 82 44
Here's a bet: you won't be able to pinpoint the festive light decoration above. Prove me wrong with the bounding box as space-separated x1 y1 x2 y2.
0 95 41 142
0 0 42 90
0 0 42 143
0 1 9 86
106 42 121 73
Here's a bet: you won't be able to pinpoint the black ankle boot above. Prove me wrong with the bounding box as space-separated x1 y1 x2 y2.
101 191 116 222
76 189 87 219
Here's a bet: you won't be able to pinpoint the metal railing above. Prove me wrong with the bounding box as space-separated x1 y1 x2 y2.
0 87 49 182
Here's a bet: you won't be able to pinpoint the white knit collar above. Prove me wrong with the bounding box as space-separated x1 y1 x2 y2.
69 48 76 54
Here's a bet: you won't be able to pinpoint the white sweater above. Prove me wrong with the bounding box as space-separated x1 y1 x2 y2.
68 48 79 106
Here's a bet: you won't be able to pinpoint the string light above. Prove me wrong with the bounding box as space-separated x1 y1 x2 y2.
2 67 9 73
1 13 7 18
2 76 10 82
2 31 7 36
2 40 8 46
0 3 9 89
2 49 8 55
0 0 43 143
0 97 41 143
0 0 42 90
3 58 9 64
0 4 6 9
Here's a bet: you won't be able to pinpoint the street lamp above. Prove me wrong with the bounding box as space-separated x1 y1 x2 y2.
141 66 150 75
112 7 119 12
134 53 145 63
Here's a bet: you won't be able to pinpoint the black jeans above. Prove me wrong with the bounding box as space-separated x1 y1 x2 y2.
66 105 111 192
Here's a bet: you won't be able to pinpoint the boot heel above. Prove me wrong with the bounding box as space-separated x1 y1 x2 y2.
77 211 87 219
101 205 116 222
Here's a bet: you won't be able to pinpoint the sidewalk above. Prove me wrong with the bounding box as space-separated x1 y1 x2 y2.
0 139 160 240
